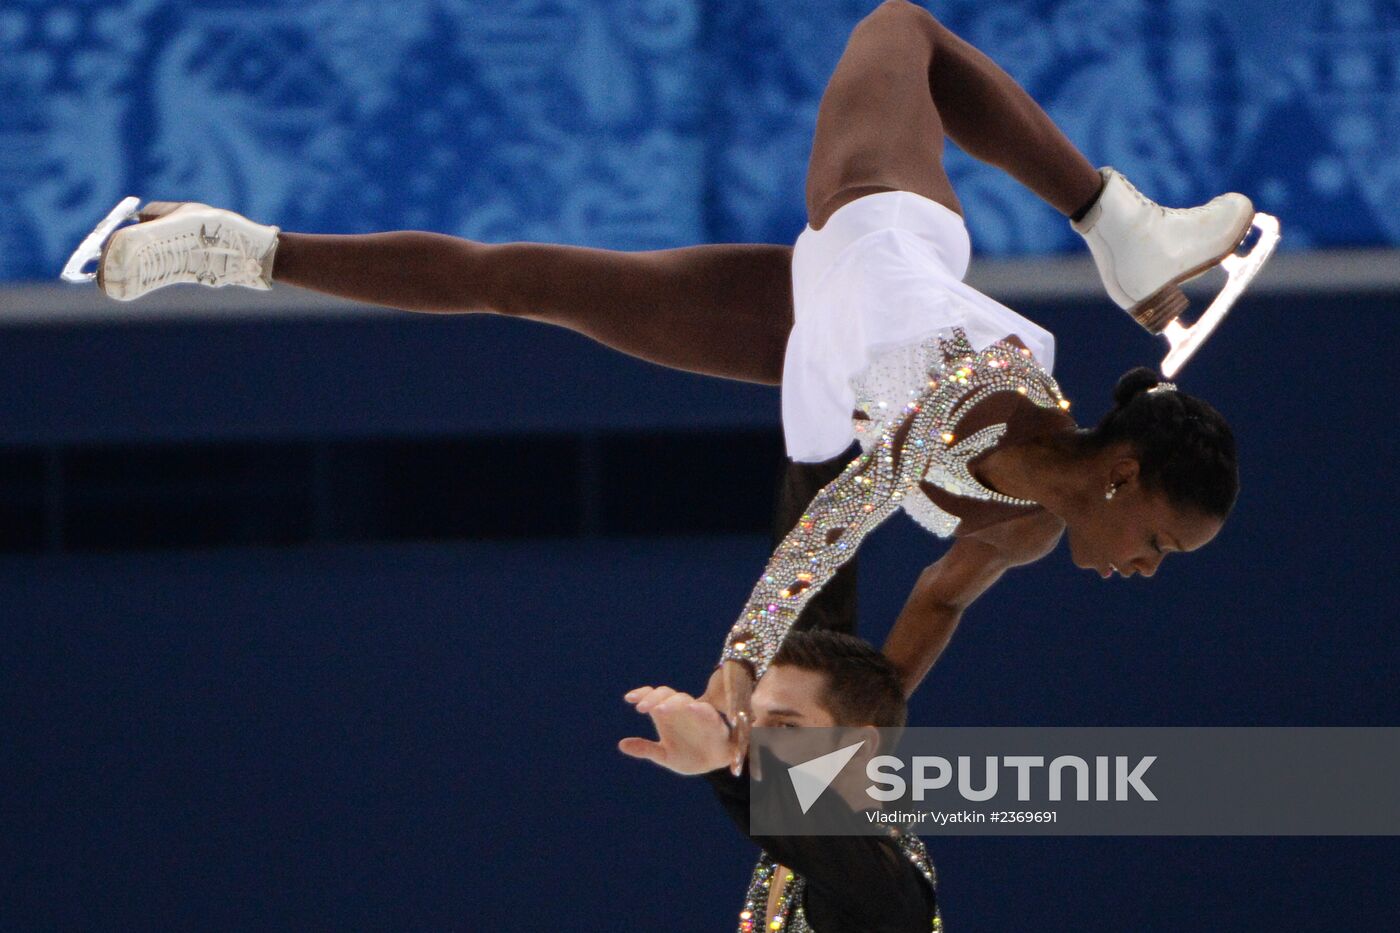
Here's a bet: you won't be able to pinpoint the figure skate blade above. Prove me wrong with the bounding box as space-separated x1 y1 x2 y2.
60 196 141 283
1160 212 1280 378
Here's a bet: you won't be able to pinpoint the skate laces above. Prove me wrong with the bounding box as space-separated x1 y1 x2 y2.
134 223 265 289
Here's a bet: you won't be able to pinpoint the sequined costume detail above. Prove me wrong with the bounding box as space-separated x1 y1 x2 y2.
722 330 1067 677
736 834 943 932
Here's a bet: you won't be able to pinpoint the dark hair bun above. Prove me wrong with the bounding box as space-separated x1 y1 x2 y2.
1087 368 1238 517
1112 367 1162 407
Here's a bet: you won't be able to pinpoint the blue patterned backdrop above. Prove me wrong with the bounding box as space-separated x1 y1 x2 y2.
1 0 1398 281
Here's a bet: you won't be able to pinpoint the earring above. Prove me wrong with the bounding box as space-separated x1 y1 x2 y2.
1104 483 1118 501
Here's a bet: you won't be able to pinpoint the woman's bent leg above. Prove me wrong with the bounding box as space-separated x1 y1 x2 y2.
274 232 794 385
804 0 962 226
922 9 1101 217
805 0 1102 228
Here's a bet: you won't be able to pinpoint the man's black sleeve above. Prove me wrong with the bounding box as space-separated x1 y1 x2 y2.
705 749 936 933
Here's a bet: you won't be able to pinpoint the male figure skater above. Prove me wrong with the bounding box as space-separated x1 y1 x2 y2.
621 630 940 932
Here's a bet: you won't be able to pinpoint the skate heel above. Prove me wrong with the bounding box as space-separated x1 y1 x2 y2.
1129 284 1189 334
137 201 191 222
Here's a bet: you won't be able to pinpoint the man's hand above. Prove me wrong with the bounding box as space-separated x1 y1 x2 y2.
618 686 731 776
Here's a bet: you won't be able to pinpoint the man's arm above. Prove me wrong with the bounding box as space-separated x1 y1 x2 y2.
619 690 934 929
883 513 1063 695
705 751 936 930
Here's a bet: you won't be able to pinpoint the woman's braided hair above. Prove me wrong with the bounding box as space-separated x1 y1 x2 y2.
1086 368 1239 518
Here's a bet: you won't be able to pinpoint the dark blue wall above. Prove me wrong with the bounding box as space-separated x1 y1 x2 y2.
3 290 1398 930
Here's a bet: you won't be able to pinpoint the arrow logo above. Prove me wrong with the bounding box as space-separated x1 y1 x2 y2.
787 740 865 814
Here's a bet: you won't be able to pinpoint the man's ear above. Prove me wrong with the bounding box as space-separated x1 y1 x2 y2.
853 724 882 756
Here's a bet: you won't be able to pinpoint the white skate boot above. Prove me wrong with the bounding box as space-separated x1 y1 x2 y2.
1073 168 1280 377
62 197 280 302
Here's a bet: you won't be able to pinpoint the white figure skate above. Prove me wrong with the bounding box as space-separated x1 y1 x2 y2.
62 198 280 302
1073 168 1280 377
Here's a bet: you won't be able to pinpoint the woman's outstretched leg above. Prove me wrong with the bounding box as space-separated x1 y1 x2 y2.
804 0 1101 228
273 233 794 385
94 202 795 385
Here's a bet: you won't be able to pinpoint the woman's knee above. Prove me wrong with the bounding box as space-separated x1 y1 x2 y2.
861 0 939 40
841 2 941 88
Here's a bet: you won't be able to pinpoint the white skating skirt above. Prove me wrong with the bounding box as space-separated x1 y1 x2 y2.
782 190 1057 462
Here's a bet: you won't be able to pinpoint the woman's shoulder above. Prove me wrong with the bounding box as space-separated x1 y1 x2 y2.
954 373 1077 442
961 507 1064 565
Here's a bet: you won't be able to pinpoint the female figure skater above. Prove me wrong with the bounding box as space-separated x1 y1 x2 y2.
79 2 1254 746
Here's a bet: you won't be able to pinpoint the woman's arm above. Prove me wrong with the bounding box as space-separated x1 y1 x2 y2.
711 428 919 771
720 447 905 680
883 512 1064 695
882 538 1012 696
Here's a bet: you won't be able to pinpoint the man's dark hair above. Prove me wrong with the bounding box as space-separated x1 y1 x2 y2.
772 630 907 729
1083 367 1239 517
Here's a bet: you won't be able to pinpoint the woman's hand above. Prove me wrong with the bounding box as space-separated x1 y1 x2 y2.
618 686 731 775
699 660 756 776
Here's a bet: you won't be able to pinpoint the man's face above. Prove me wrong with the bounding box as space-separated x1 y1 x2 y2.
752 663 886 803
751 664 838 728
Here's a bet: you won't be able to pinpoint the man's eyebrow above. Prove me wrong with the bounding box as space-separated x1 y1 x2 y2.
765 707 805 718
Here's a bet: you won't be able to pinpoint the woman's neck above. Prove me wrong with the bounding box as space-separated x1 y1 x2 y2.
974 428 1085 517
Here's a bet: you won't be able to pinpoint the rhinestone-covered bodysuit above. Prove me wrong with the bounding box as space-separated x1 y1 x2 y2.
722 330 1067 677
736 834 943 933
